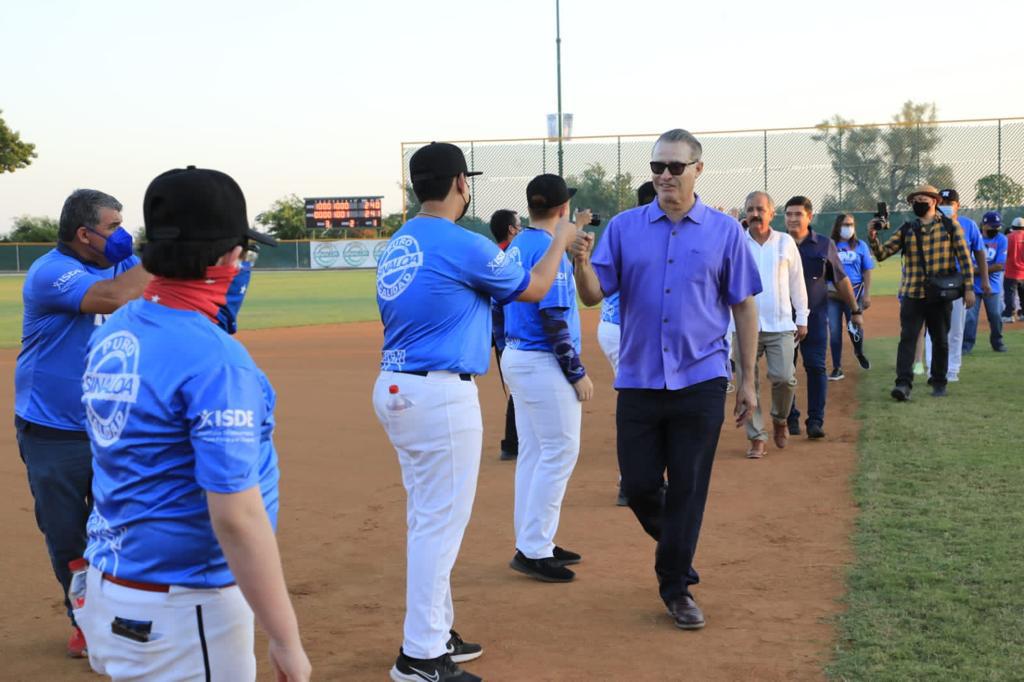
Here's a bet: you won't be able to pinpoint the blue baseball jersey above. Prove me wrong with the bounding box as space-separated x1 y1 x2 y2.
377 216 529 374
502 228 582 354
83 299 280 588
959 216 984 270
600 292 620 325
15 246 140 431
974 232 1007 294
834 239 874 286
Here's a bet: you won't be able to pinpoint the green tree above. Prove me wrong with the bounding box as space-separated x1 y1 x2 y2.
565 163 635 221
5 215 58 242
256 194 306 240
975 174 1024 208
0 110 36 174
813 101 953 211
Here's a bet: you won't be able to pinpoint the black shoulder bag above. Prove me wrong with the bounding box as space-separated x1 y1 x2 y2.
912 218 964 303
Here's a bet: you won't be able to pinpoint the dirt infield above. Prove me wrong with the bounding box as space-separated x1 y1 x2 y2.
0 299 903 681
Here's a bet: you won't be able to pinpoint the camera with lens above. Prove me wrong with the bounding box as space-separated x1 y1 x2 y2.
589 213 602 227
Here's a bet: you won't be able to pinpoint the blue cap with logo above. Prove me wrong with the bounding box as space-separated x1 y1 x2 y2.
981 210 1002 227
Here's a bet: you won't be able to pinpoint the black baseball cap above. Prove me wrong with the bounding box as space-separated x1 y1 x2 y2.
143 165 278 246
939 188 960 203
526 174 577 210
409 142 482 183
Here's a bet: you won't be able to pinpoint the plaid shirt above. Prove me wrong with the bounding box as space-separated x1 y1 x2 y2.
870 217 974 299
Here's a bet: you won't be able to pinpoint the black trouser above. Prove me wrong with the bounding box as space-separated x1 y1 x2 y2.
494 346 518 454
897 297 953 389
616 379 726 606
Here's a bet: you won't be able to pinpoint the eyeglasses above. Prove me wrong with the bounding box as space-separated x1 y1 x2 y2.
650 160 699 176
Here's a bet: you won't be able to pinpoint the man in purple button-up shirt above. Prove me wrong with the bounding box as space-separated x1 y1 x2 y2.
571 128 762 630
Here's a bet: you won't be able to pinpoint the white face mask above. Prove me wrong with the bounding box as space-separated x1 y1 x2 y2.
938 205 954 217
840 226 855 240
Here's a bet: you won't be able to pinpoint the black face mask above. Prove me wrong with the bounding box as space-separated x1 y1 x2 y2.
912 201 931 218
458 190 471 222
986 228 1000 237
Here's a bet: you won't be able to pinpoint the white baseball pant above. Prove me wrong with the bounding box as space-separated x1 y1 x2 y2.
597 320 620 376
924 297 965 378
75 566 255 682
372 370 482 660
500 349 581 559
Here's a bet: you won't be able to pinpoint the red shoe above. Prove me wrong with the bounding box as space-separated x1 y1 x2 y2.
67 626 87 658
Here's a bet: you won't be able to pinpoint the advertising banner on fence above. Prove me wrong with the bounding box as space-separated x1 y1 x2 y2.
309 239 387 270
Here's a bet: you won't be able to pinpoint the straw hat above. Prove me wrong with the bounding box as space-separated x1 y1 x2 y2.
906 184 942 202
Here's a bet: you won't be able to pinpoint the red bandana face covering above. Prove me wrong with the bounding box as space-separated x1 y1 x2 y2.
143 265 239 323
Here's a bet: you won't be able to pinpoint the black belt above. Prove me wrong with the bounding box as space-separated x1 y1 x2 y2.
396 370 472 382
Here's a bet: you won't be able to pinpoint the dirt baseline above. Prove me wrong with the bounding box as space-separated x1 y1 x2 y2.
0 300 905 681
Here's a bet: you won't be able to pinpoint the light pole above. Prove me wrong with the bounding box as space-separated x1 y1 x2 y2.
556 0 563 176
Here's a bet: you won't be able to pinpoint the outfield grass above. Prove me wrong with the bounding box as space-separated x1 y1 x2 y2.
829 329 1024 680
0 270 381 349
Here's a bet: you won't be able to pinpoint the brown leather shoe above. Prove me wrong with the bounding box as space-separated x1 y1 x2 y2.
667 595 705 630
746 439 767 459
773 421 788 449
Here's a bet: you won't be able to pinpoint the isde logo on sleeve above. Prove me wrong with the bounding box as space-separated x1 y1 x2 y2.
83 331 141 447
377 235 424 301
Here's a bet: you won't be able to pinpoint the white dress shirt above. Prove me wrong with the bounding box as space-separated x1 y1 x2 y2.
745 228 809 331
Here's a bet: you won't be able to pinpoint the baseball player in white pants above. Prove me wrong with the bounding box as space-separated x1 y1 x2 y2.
374 144 576 682
597 295 621 374
76 166 309 682
501 174 594 584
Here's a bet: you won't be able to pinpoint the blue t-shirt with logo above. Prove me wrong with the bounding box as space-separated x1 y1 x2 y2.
15 246 140 431
377 216 529 374
958 216 984 271
974 232 1007 294
600 292 620 325
83 299 279 588
503 228 582 354
834 239 874 286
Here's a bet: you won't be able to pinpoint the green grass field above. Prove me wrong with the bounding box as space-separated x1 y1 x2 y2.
0 259 905 350
829 330 1024 680
0 270 382 349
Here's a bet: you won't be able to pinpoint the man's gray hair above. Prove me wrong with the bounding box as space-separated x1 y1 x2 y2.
744 190 775 211
58 189 122 242
654 128 703 160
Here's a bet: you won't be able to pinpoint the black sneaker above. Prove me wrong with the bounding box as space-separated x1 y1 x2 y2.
510 550 575 582
891 384 911 402
499 449 517 461
446 629 482 663
994 345 1009 353
828 368 845 381
931 384 948 397
552 545 581 566
616 487 629 507
787 421 801 436
856 353 871 370
806 422 826 439
391 650 480 682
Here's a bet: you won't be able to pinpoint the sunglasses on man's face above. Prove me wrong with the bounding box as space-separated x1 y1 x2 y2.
650 160 699 176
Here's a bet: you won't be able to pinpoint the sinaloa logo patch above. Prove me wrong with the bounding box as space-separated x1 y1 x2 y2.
377 235 424 300
83 331 141 447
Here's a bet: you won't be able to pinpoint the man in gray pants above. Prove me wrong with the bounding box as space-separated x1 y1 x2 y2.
732 191 808 458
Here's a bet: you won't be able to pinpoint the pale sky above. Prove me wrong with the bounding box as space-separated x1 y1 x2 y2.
1 0 1021 234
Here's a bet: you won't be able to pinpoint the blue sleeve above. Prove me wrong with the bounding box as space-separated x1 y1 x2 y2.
721 221 763 305
461 232 529 304
995 236 1008 265
182 359 265 494
859 241 875 270
539 307 586 383
591 218 621 297
968 224 984 252
27 254 104 314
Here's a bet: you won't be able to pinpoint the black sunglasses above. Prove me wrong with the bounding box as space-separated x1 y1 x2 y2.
650 160 699 176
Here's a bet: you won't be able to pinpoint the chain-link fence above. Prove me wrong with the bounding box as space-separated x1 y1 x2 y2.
401 117 1024 233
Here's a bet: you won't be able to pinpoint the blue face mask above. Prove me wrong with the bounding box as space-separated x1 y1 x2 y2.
89 226 134 264
215 261 253 335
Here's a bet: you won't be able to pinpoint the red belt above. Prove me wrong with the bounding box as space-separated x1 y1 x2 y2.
102 573 170 593
101 573 237 593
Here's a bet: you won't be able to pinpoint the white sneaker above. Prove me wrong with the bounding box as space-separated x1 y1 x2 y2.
947 373 959 382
